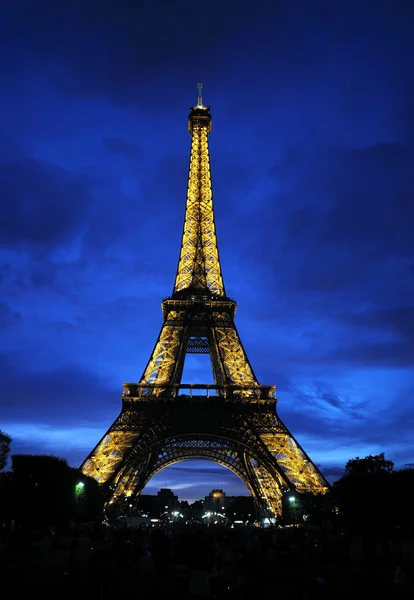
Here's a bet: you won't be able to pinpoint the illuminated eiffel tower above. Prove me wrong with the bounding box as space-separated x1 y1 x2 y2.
81 85 329 517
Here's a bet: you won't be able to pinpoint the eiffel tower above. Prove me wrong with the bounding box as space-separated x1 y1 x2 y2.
81 85 329 517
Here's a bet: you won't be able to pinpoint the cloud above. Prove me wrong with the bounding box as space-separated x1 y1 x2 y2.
321 465 346 482
5 0 411 115
168 464 229 476
330 340 414 369
103 137 142 157
0 352 119 427
321 143 414 256
277 142 414 297
0 302 21 330
283 379 414 471
0 0 250 107
6 423 102 468
325 306 414 369
298 382 348 411
342 306 414 340
0 156 92 250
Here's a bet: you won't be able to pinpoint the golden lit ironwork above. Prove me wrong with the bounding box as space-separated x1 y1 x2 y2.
174 102 224 295
81 88 329 518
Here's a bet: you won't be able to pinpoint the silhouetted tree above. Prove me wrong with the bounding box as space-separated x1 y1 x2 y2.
0 430 11 471
391 467 414 530
8 454 104 526
300 491 334 528
345 452 394 475
333 452 395 534
0 432 13 526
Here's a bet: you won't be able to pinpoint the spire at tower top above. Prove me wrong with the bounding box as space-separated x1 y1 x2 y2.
197 82 203 107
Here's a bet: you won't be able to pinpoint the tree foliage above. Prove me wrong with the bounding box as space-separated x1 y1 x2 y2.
0 454 104 525
333 452 414 533
345 452 394 475
299 491 333 527
0 430 12 471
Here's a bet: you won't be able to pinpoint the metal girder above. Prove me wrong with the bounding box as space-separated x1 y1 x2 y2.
138 308 258 389
139 311 184 387
186 336 210 354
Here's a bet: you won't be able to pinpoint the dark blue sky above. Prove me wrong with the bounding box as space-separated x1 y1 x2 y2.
1 0 413 501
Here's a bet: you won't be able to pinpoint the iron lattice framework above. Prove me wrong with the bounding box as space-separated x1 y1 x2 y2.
81 88 329 517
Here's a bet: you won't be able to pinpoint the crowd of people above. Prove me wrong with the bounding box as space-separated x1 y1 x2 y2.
1 520 413 598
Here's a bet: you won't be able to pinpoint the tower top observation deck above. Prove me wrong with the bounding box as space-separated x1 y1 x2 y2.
188 82 211 133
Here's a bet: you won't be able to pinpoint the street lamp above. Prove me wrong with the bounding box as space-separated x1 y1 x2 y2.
75 481 85 498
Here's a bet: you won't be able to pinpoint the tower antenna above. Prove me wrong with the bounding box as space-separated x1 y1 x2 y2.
197 82 203 107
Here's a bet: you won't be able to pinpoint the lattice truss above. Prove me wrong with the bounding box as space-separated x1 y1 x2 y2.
174 121 224 295
260 432 328 493
82 412 144 483
251 462 283 514
139 310 258 389
140 311 183 385
247 410 328 494
212 313 257 386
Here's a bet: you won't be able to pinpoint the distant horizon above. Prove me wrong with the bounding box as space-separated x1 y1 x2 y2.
138 484 250 504
6 427 411 499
